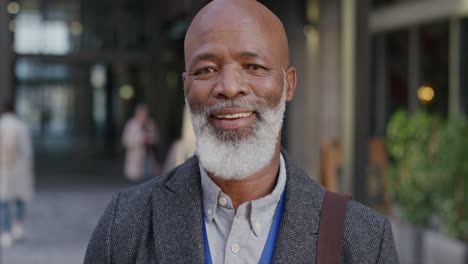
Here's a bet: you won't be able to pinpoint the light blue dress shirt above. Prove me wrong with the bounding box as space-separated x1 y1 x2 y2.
200 155 287 264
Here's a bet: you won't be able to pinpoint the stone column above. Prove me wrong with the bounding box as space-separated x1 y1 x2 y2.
341 0 356 195
353 0 371 202
273 0 321 180
318 0 342 150
266 0 343 181
341 0 371 201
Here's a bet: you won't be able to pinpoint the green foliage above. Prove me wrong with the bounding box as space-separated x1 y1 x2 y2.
386 110 442 226
387 110 468 241
433 117 468 241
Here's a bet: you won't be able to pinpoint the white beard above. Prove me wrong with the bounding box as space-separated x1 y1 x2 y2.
188 83 287 181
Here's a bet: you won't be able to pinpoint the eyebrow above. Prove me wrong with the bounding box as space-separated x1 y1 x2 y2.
237 51 263 59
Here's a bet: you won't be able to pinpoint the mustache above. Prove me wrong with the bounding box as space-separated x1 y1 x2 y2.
195 100 268 117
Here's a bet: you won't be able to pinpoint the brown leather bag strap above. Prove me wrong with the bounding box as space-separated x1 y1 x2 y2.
316 191 352 264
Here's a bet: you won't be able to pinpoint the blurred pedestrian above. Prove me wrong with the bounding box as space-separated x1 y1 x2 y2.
162 106 196 173
122 104 159 182
0 102 34 247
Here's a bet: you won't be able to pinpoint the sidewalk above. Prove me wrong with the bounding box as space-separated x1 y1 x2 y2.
2 186 121 264
2 158 131 264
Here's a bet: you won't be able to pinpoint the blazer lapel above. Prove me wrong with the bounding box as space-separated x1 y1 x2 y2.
272 151 326 263
151 156 205 263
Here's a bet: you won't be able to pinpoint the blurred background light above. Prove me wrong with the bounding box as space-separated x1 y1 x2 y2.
119 84 134 100
90 65 107 88
418 85 435 104
7 1 20 15
70 21 83 36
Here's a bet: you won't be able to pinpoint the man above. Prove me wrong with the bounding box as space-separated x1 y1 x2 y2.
85 0 399 263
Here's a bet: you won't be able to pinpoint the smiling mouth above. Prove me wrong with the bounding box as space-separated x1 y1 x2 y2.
209 108 257 130
213 112 254 119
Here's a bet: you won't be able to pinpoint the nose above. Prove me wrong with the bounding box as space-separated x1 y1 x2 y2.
212 65 250 99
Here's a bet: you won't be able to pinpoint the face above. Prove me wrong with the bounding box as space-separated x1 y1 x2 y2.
136 109 149 123
183 24 296 141
182 4 297 180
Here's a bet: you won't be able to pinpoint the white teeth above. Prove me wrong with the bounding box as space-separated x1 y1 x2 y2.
215 112 253 119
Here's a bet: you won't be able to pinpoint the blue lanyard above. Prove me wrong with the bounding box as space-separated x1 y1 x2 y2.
202 191 286 264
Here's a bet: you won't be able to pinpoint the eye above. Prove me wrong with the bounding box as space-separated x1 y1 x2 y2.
245 64 267 71
193 67 217 76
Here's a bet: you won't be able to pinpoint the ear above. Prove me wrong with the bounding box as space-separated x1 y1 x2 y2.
285 66 297 101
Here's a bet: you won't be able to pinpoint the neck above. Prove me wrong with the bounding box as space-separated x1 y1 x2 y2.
208 148 281 210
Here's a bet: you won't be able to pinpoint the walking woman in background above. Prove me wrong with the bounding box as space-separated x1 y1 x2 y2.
122 104 159 182
0 103 34 248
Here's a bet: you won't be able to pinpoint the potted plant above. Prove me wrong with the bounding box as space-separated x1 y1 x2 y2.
424 117 468 264
386 110 442 264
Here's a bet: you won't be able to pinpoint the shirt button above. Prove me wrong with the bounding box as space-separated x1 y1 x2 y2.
207 209 213 215
219 197 227 206
231 244 240 253
255 221 261 229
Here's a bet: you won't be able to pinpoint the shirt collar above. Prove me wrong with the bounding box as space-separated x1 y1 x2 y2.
200 154 287 236
200 166 223 223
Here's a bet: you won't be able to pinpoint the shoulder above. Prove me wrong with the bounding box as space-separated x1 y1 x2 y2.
345 200 388 232
111 167 179 222
343 200 396 263
110 155 198 219
85 166 182 262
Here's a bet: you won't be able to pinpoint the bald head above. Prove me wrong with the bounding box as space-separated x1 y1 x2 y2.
184 0 290 69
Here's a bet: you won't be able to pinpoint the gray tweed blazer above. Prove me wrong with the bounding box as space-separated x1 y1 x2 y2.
84 152 399 264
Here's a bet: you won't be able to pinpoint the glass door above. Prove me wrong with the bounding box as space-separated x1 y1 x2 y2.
15 59 75 156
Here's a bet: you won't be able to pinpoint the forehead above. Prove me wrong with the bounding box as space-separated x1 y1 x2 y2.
192 28 270 52
185 23 282 65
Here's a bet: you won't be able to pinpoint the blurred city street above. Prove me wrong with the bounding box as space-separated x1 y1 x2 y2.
1 159 128 264
0 0 467 263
